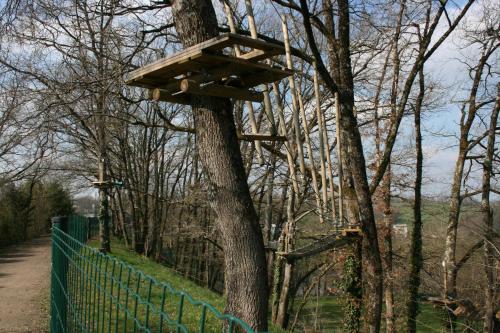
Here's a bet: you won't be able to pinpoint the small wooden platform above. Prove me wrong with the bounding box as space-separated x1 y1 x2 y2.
341 227 362 237
125 33 292 103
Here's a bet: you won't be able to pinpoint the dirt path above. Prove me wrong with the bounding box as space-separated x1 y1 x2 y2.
0 236 51 333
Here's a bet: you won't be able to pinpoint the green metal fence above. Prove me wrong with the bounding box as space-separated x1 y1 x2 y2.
50 215 256 333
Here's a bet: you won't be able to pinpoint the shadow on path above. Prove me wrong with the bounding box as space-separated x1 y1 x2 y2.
0 236 51 333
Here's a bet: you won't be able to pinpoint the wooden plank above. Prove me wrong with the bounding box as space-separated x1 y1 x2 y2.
125 35 233 82
127 53 290 89
125 33 284 84
199 53 290 73
180 79 263 102
126 50 204 83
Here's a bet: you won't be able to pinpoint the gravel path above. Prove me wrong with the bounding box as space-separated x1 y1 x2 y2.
0 236 51 333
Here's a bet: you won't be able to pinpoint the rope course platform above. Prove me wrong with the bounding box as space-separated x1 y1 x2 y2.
125 33 291 104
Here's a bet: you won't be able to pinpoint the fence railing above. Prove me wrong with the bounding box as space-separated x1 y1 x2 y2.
50 215 256 333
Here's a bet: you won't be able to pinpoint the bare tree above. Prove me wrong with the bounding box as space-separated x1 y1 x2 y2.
442 23 498 327
169 0 269 330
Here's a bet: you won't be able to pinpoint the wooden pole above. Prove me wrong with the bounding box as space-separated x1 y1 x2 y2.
243 0 277 135
223 2 264 165
282 15 306 177
273 82 300 196
295 87 325 223
313 67 335 221
335 92 344 225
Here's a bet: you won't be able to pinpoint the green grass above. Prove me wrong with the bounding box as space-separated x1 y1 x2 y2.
91 239 224 309
74 238 287 333
78 240 446 333
59 237 244 333
291 296 447 332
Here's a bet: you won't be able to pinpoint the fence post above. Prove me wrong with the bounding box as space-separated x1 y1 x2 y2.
51 216 68 333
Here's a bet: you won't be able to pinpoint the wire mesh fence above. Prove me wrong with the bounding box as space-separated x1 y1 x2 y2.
50 215 255 333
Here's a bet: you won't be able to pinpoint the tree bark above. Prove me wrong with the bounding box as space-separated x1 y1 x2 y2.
303 0 383 330
380 167 394 333
275 190 296 328
406 66 425 333
342 241 362 333
443 44 492 327
482 84 499 333
335 0 384 330
170 1 268 330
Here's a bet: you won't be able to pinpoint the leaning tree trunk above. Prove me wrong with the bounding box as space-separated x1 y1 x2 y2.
482 85 499 333
274 190 296 328
380 166 394 333
443 45 489 328
170 1 268 330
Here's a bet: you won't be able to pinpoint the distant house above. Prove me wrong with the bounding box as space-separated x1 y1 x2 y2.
393 224 408 238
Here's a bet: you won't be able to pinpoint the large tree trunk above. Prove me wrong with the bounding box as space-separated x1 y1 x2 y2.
320 0 383 329
406 67 425 333
342 240 362 333
274 190 296 328
379 168 394 333
335 0 383 330
443 148 467 305
170 1 268 330
482 85 499 333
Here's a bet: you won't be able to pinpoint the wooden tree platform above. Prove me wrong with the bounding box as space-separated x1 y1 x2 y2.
125 33 292 104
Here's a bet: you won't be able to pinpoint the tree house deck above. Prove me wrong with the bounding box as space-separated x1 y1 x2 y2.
125 33 291 103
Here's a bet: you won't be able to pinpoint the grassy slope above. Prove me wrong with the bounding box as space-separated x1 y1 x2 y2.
95 239 224 309
294 296 444 332
88 239 287 333
92 240 445 332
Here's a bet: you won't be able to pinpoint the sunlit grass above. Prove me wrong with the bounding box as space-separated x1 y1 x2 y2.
72 238 288 332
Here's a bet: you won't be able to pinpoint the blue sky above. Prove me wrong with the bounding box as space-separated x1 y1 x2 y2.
417 2 497 196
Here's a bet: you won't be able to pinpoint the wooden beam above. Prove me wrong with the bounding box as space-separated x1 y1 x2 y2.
341 228 362 237
160 65 237 92
239 49 269 62
224 33 285 53
196 53 292 82
149 89 191 105
180 79 263 102
237 133 287 142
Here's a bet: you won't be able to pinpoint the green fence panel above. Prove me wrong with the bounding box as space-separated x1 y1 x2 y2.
50 215 256 333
